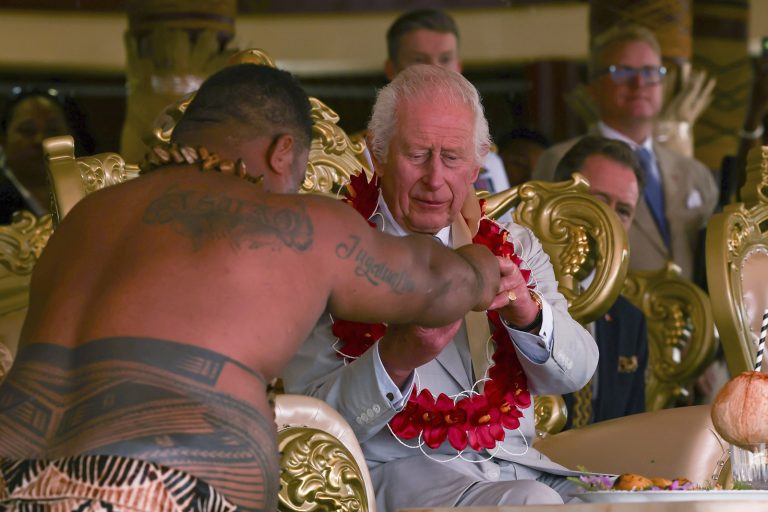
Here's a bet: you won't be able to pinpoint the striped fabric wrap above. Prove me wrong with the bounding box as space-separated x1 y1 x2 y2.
0 455 238 512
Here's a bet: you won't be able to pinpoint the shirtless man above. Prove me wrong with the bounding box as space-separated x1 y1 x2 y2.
0 64 509 512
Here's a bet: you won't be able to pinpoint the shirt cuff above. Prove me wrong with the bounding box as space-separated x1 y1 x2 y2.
373 341 415 410
502 292 554 363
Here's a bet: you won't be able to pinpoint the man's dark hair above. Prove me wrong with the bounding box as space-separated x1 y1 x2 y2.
173 64 313 151
386 9 460 63
553 135 644 188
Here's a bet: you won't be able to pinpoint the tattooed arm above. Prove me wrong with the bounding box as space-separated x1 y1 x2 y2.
313 198 501 329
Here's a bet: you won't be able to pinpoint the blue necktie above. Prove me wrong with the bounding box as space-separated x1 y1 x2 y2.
636 147 670 248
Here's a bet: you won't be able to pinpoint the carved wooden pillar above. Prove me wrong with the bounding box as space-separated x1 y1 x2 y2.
692 0 751 170
121 0 237 161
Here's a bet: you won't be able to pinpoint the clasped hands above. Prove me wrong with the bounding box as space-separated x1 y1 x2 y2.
379 257 539 386
489 256 541 330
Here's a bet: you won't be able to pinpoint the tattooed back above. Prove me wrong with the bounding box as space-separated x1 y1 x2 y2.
3 165 499 496
19 168 333 386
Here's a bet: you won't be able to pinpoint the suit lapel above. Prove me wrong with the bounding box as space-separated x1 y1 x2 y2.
433 324 473 390
452 209 493 388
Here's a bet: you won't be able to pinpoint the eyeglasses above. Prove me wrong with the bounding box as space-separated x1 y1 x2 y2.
596 65 668 85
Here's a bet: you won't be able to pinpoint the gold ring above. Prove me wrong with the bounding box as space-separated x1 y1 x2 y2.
507 290 517 302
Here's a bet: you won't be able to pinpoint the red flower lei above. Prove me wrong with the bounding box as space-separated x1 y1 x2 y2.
333 173 532 451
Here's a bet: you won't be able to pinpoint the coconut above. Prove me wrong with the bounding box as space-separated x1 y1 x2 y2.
711 371 768 448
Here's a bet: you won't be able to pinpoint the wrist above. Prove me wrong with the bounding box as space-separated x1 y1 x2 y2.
378 334 416 387
501 290 544 332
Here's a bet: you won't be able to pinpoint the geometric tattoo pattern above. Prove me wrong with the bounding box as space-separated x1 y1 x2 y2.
0 338 279 511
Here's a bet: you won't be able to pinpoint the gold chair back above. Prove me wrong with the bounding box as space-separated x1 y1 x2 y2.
482 174 630 326
44 136 140 224
0 211 53 379
622 263 716 411
706 145 768 375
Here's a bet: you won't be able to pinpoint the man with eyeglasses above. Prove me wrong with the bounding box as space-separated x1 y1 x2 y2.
533 24 718 282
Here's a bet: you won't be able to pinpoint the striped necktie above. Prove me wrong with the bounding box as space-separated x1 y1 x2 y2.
636 147 670 248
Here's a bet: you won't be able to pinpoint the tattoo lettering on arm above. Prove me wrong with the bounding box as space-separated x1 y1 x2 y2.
143 187 313 252
335 235 416 293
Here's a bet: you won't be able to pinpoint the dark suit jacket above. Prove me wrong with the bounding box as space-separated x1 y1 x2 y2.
0 175 29 224
564 296 648 429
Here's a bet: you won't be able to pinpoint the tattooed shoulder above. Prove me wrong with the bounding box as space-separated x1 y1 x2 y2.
142 186 314 252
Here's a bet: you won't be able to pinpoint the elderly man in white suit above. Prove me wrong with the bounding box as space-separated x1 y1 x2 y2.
282 65 597 510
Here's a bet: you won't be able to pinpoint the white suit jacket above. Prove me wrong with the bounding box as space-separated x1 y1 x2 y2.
282 209 597 507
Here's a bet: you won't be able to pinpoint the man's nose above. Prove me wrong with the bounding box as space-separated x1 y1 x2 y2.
422 157 446 187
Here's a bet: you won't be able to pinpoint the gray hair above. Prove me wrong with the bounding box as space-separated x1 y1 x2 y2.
367 64 490 166
589 24 662 79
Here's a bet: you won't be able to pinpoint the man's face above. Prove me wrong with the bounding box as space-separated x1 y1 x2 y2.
374 97 480 234
590 40 664 128
579 154 639 232
3 96 69 178
387 29 461 79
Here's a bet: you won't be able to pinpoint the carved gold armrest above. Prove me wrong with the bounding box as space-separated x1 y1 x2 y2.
275 394 375 512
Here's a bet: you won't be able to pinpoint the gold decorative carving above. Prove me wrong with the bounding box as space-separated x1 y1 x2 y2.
533 394 568 437
482 174 629 324
278 426 369 512
708 145 768 375
0 212 53 276
623 263 716 411
304 98 371 195
77 154 141 194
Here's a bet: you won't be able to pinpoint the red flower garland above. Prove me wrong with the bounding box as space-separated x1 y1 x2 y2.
332 173 532 451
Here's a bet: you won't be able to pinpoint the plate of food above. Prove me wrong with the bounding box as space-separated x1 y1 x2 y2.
576 490 768 503
571 472 768 503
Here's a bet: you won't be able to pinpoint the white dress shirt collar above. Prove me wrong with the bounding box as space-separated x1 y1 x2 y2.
597 122 654 154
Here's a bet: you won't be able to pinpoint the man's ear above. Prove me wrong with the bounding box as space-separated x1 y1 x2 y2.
267 134 296 175
469 164 481 184
384 59 398 81
366 134 386 178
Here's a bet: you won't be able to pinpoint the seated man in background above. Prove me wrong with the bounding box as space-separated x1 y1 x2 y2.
553 135 649 428
533 24 718 281
283 65 597 510
0 64 508 512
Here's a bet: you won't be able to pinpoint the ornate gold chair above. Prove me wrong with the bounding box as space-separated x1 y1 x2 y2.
482 174 629 326
623 264 717 411
0 212 53 381
275 395 375 512
706 145 768 376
